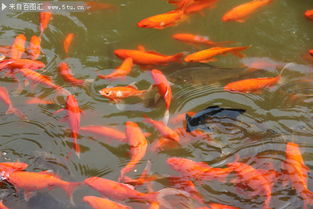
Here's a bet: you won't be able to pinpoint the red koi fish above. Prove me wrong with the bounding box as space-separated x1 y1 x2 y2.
304 10 313 21
63 33 75 55
172 33 234 46
151 69 172 124
227 162 272 209
83 196 130 209
10 34 26 59
167 157 232 182
80 125 127 143
99 86 146 103
7 171 80 203
0 59 45 71
39 12 52 34
137 9 188 29
84 177 189 204
119 121 148 181
222 0 273 23
0 86 27 120
185 46 249 63
114 49 183 65
58 62 86 86
28 36 41 60
64 95 82 157
197 203 240 209
144 116 180 142
18 68 70 96
98 57 133 79
284 142 313 209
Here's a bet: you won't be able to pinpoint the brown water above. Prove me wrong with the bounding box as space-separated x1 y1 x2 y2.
0 0 313 208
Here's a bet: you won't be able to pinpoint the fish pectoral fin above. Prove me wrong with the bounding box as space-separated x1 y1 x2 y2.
115 102 126 111
24 191 36 201
236 19 246 23
230 51 245 58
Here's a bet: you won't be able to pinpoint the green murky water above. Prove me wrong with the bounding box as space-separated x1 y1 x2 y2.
0 0 313 208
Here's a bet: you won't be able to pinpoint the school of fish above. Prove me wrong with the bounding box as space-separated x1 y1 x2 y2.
0 0 312 209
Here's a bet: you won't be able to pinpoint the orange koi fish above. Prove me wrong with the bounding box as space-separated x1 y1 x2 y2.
99 86 146 103
197 203 240 209
151 69 172 124
144 116 180 142
167 157 232 182
123 161 158 186
0 46 11 58
119 121 148 181
0 201 9 209
222 0 273 23
85 1 115 11
62 95 82 158
184 0 219 15
185 46 249 63
170 112 195 125
80 125 127 143
25 97 54 105
309 49 313 57
223 63 290 93
0 59 45 71
227 162 272 209
63 33 75 55
84 177 189 204
150 137 180 152
83 196 130 209
137 9 187 29
0 162 28 179
0 86 27 120
98 57 133 79
18 68 70 96
7 171 80 203
39 12 52 34
58 62 86 86
114 49 183 65
28 36 41 60
284 142 313 209
172 33 233 46
10 34 26 59
304 10 313 21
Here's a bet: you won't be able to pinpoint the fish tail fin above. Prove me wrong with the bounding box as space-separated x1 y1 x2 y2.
230 46 250 58
71 132 80 158
61 181 81 205
156 188 190 208
6 106 28 121
163 109 170 125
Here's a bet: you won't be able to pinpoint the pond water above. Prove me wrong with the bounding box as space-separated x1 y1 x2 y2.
0 0 313 208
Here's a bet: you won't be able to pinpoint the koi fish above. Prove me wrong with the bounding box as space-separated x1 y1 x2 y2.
28 36 41 60
304 10 313 21
172 33 234 46
7 171 80 203
197 203 240 209
151 69 172 124
0 59 45 72
0 46 11 58
0 86 27 120
123 161 158 186
39 12 52 34
170 112 195 125
309 49 313 57
63 33 75 55
25 97 54 105
99 85 146 103
137 9 187 29
167 157 232 182
144 116 180 142
184 0 219 15
59 95 82 158
18 68 70 96
284 142 313 209
58 62 85 86
84 177 189 204
80 125 127 143
184 46 249 63
119 121 148 181
186 105 245 132
222 0 273 23
10 34 26 59
98 57 133 79
0 162 28 179
114 49 183 65
83 196 130 209
227 162 272 209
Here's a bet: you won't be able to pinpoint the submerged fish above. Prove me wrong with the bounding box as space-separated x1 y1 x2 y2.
186 105 245 132
304 10 313 21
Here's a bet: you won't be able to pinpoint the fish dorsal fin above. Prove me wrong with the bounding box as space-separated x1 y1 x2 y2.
39 170 60 178
137 45 146 52
145 50 167 57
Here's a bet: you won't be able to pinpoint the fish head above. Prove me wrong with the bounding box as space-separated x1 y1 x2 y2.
309 50 313 57
99 88 113 98
137 19 152 28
